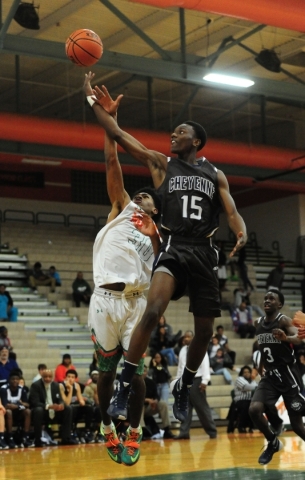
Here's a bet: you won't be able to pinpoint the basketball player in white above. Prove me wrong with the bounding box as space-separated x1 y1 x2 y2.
86 77 161 466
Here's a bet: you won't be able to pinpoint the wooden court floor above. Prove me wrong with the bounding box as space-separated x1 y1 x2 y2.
0 429 304 480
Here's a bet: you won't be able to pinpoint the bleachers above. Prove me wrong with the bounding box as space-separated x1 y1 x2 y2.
0 221 304 427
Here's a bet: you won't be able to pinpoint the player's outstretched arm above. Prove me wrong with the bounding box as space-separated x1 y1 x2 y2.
275 316 303 344
217 170 247 257
83 74 167 189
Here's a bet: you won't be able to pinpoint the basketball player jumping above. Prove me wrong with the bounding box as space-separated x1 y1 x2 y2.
84 77 161 467
249 289 305 465
83 72 247 458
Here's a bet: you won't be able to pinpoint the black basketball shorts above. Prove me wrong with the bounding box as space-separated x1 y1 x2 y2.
153 237 221 318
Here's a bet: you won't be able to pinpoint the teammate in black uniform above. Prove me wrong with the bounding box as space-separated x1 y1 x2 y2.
249 289 305 465
82 74 247 433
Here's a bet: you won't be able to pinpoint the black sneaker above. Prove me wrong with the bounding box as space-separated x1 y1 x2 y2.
0 438 9 450
23 437 35 448
258 438 283 465
107 383 130 421
170 378 190 422
84 431 95 444
8 438 17 449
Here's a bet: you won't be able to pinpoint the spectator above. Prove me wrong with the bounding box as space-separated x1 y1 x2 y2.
0 371 33 448
230 365 258 433
72 272 92 308
0 284 18 322
208 335 221 360
0 398 8 449
148 353 171 403
215 325 236 366
231 301 256 339
59 369 95 444
28 262 56 293
0 347 19 387
29 369 76 447
210 348 233 384
48 266 61 287
149 315 180 366
32 363 47 383
174 330 217 440
54 354 77 383
216 241 228 292
234 288 264 317
266 262 285 291
237 248 254 291
83 370 102 440
88 351 98 376
141 365 174 439
296 350 305 393
0 327 14 357
19 376 30 399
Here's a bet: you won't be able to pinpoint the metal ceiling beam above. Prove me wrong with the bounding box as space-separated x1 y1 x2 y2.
0 0 20 48
2 34 305 105
99 0 172 61
20 0 94 37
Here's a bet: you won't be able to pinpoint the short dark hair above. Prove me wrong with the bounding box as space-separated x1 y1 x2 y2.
184 120 207 151
38 363 47 370
132 186 161 223
34 262 42 269
268 288 285 306
66 369 78 378
63 354 71 360
216 325 224 331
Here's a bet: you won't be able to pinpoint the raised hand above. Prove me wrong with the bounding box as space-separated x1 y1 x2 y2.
229 231 246 258
292 310 305 327
92 84 123 116
83 71 95 96
131 210 157 238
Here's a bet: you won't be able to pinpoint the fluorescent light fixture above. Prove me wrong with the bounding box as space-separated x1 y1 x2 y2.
203 73 254 88
22 158 62 166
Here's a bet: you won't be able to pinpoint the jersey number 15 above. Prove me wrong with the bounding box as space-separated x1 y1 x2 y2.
181 195 203 220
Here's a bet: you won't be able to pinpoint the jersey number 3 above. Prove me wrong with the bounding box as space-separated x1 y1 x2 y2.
181 195 202 220
263 347 275 363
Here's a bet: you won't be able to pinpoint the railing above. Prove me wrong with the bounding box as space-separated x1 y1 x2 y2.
1 209 108 230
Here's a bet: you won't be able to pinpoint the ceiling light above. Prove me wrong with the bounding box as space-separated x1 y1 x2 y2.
203 73 254 88
22 158 62 166
14 2 40 30
255 49 281 73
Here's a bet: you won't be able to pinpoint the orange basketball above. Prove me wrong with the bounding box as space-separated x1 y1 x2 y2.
65 29 103 67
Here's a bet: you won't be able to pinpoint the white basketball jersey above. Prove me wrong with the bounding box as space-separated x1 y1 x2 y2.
93 201 154 292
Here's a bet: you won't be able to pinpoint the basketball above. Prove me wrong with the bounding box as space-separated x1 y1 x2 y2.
65 29 103 67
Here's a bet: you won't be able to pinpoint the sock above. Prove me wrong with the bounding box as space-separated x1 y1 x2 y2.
102 422 112 434
130 426 141 433
271 435 277 445
120 360 138 386
182 366 197 387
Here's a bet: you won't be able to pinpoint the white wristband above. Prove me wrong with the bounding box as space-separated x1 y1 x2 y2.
87 95 96 107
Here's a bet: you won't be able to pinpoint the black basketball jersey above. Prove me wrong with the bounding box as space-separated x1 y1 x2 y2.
256 313 295 371
157 157 222 238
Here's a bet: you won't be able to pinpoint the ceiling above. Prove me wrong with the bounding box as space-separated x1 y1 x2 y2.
1 0 305 205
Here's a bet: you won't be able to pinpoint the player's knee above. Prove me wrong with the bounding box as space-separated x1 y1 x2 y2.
248 402 261 419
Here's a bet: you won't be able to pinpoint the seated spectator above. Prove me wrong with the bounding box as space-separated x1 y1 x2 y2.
208 335 221 360
32 363 47 383
141 365 174 439
0 347 19 387
19 376 30 399
72 272 92 308
0 285 18 322
148 353 171 403
210 348 232 384
83 370 102 440
0 398 7 449
231 301 256 339
88 351 98 377
0 371 33 447
149 315 180 366
59 369 94 444
0 327 15 361
48 266 61 287
54 354 77 383
227 365 258 434
237 248 254 292
266 262 285 291
234 288 264 317
28 262 56 293
29 369 77 447
215 325 236 366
